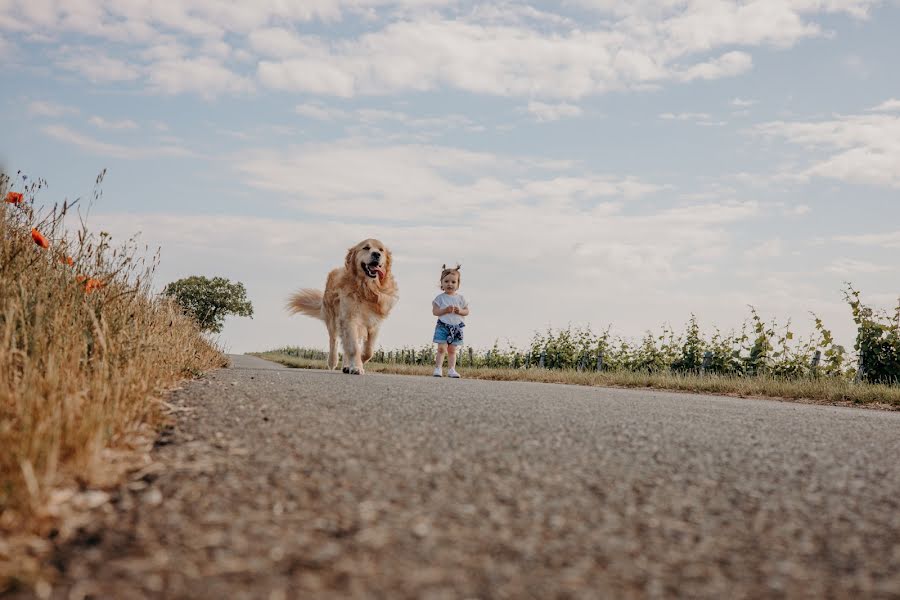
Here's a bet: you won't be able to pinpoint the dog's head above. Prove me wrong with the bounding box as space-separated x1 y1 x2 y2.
345 238 392 283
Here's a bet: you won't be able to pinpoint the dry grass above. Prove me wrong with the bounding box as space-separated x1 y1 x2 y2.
0 177 226 591
254 352 900 410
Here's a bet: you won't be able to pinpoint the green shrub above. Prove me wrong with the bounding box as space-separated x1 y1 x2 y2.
846 285 900 384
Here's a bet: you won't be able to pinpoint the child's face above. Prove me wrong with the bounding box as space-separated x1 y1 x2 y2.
441 272 459 293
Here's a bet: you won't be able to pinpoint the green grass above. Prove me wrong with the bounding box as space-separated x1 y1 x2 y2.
252 352 900 410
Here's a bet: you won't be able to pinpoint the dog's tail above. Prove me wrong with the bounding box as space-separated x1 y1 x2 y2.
286 289 324 320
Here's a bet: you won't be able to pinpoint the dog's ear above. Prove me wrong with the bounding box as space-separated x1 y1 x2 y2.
384 246 392 273
344 245 357 271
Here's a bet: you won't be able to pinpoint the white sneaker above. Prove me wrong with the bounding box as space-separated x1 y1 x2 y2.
448 369 461 378
432 367 443 377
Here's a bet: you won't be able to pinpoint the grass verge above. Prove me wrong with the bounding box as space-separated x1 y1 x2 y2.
0 180 226 592
253 352 900 410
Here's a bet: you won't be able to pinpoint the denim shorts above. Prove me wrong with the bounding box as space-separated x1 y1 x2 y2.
433 319 465 346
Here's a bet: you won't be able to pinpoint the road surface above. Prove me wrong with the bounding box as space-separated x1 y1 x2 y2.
44 354 900 599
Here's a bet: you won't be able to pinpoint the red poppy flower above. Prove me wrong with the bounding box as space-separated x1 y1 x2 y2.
61 255 75 267
5 192 24 204
84 278 105 293
31 229 50 248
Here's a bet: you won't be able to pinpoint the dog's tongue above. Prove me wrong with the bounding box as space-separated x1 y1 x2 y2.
374 266 386 281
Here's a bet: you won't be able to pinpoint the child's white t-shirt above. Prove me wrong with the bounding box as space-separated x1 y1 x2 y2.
433 293 468 326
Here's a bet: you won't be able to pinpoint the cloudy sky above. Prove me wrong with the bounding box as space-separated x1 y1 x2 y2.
2 0 898 355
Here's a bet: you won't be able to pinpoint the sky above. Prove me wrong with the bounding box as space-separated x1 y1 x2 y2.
2 0 898 356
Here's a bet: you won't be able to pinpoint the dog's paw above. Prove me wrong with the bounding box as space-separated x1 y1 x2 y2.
349 367 364 375
342 367 350 374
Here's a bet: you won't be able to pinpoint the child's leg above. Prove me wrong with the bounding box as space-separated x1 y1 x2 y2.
435 343 447 368
447 344 458 370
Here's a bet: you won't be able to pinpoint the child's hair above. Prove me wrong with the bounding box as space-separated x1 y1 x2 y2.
440 263 461 287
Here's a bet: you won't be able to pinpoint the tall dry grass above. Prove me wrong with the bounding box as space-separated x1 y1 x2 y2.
0 173 226 589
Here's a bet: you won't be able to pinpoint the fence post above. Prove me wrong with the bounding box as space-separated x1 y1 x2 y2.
485 350 491 367
854 350 865 383
810 350 821 369
595 352 604 372
468 347 474 366
701 351 712 374
525 353 531 369
539 349 546 368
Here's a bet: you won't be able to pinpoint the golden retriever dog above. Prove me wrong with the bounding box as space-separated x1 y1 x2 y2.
287 239 398 375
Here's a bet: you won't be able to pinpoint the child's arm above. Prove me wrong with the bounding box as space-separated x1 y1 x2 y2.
433 302 452 317
456 305 469 316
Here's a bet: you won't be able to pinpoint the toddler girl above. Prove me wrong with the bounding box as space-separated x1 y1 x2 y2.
432 264 469 378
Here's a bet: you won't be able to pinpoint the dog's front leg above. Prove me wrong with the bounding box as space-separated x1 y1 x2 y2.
340 319 365 374
327 323 340 370
362 326 379 364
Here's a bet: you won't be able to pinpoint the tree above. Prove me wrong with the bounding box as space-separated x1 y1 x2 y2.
163 276 253 333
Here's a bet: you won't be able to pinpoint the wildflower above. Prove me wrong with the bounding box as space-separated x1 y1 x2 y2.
76 274 105 293
31 229 50 248
4 191 24 204
61 255 74 267
84 278 105 293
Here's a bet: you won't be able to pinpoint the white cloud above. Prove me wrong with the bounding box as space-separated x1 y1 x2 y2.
88 116 139 130
247 28 325 58
235 140 667 223
55 48 141 82
147 57 254 97
659 111 726 126
731 97 757 107
293 103 481 139
295 103 350 120
41 125 193 159
256 21 759 99
677 51 753 81
27 100 80 117
226 140 766 298
868 98 900 112
825 258 893 274
3 0 456 45
754 112 900 188
660 112 712 121
526 101 583 122
834 231 900 249
744 239 784 260
783 204 811 216
572 0 879 23
5 1 879 100
466 3 577 28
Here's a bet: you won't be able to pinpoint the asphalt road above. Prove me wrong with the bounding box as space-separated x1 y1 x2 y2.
45 354 900 599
